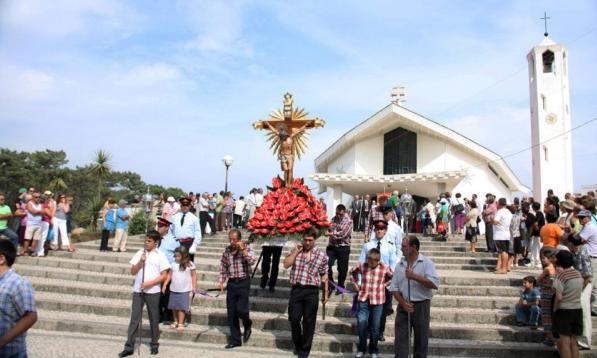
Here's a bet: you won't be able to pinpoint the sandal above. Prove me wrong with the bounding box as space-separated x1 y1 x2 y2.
170 322 178 329
176 325 185 332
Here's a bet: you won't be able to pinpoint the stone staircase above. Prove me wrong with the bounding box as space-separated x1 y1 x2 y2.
14 232 597 357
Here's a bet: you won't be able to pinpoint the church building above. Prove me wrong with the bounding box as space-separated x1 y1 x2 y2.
311 34 573 215
311 100 529 215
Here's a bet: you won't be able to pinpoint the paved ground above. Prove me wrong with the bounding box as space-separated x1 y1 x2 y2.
27 329 297 358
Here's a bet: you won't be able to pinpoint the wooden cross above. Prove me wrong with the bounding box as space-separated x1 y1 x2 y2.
541 11 551 37
252 93 324 133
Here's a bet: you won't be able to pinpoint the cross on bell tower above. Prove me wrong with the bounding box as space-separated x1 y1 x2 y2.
540 11 551 37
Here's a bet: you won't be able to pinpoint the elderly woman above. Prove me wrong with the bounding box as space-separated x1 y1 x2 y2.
112 200 130 252
465 200 479 253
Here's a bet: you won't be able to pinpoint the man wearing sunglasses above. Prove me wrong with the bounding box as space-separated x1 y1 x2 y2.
170 198 201 262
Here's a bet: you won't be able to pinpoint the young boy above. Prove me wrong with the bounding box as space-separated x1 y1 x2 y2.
350 248 393 358
119 231 169 357
0 240 38 357
515 276 541 329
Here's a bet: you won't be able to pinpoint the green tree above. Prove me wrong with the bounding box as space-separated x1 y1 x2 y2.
90 149 112 201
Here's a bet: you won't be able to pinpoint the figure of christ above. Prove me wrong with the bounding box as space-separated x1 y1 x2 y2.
264 121 310 185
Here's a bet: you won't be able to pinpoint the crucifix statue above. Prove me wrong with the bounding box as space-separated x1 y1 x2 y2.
253 93 325 185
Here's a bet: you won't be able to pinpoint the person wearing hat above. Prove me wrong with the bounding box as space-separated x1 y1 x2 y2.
558 200 577 234
113 200 130 252
118 230 170 357
162 196 180 221
170 197 201 262
155 217 178 324
359 219 398 342
575 209 597 317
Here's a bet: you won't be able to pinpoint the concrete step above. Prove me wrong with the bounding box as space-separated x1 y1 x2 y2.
32 290 565 343
35 249 503 272
15 256 534 290
35 309 562 357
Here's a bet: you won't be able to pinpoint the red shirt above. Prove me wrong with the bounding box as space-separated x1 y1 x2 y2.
351 262 392 305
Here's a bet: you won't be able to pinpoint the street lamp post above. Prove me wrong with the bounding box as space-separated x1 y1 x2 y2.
143 186 153 233
222 155 234 193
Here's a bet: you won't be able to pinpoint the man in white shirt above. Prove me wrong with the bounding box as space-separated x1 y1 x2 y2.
493 198 513 274
234 196 247 228
170 198 202 262
255 188 264 208
119 231 170 357
198 192 216 236
161 197 180 221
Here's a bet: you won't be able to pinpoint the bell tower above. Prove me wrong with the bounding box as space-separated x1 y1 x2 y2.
527 31 573 203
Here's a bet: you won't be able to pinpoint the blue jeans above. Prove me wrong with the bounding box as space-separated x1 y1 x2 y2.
0 228 19 249
357 300 383 354
516 304 541 326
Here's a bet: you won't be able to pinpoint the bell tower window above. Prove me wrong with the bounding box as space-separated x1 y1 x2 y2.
542 50 554 73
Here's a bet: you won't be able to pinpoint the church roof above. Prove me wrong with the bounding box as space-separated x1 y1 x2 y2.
314 103 529 193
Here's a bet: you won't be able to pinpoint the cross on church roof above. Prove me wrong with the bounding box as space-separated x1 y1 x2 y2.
541 11 551 37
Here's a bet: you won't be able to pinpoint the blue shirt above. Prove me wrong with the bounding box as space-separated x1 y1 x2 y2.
389 253 439 301
116 208 129 230
0 269 37 358
520 287 541 305
103 208 115 231
170 211 202 249
159 232 180 264
359 235 398 270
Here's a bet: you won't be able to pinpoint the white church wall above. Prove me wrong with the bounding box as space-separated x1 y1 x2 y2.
326 145 355 174
417 134 447 172
355 135 383 174
325 185 353 218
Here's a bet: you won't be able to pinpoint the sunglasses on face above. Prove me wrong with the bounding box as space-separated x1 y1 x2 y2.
374 227 386 231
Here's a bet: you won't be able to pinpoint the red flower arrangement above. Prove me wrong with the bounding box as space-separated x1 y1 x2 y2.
247 176 330 241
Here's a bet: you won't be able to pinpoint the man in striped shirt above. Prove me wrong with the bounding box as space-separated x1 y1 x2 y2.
283 229 329 358
351 248 392 358
218 229 256 349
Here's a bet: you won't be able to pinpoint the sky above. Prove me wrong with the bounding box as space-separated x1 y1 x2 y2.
0 0 595 196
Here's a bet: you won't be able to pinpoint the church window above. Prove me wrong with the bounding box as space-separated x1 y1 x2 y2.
541 95 547 110
383 127 417 175
543 145 549 161
542 50 554 73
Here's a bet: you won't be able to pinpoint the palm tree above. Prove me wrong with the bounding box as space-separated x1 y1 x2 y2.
90 149 112 201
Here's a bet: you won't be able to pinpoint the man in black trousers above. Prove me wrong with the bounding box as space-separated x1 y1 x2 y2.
326 204 353 294
218 229 257 349
260 244 283 292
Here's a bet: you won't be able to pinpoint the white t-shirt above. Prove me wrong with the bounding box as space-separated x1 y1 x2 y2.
129 249 170 294
493 208 513 241
170 262 196 293
234 200 246 216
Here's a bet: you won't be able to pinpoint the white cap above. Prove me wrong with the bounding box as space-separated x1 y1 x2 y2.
167 196 175 202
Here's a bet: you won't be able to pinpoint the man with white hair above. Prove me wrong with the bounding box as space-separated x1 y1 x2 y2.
198 192 216 236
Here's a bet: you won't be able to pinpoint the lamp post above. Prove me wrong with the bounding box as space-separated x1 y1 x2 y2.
143 186 153 233
222 155 234 193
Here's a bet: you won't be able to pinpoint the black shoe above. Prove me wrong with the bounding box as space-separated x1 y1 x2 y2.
260 282 266 289
225 343 241 349
335 290 342 295
150 347 158 355
118 350 134 357
268 286 275 293
378 335 385 342
243 326 252 342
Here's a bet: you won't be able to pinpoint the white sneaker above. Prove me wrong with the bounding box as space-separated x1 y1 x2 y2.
355 353 365 358
36 253 45 257
371 354 379 358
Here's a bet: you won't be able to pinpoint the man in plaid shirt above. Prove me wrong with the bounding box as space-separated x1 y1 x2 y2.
283 229 329 358
0 240 38 358
364 195 389 240
218 229 256 349
326 204 353 294
351 247 393 358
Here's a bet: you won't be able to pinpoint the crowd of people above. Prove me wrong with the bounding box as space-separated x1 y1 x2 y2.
2 184 597 358
0 187 75 257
